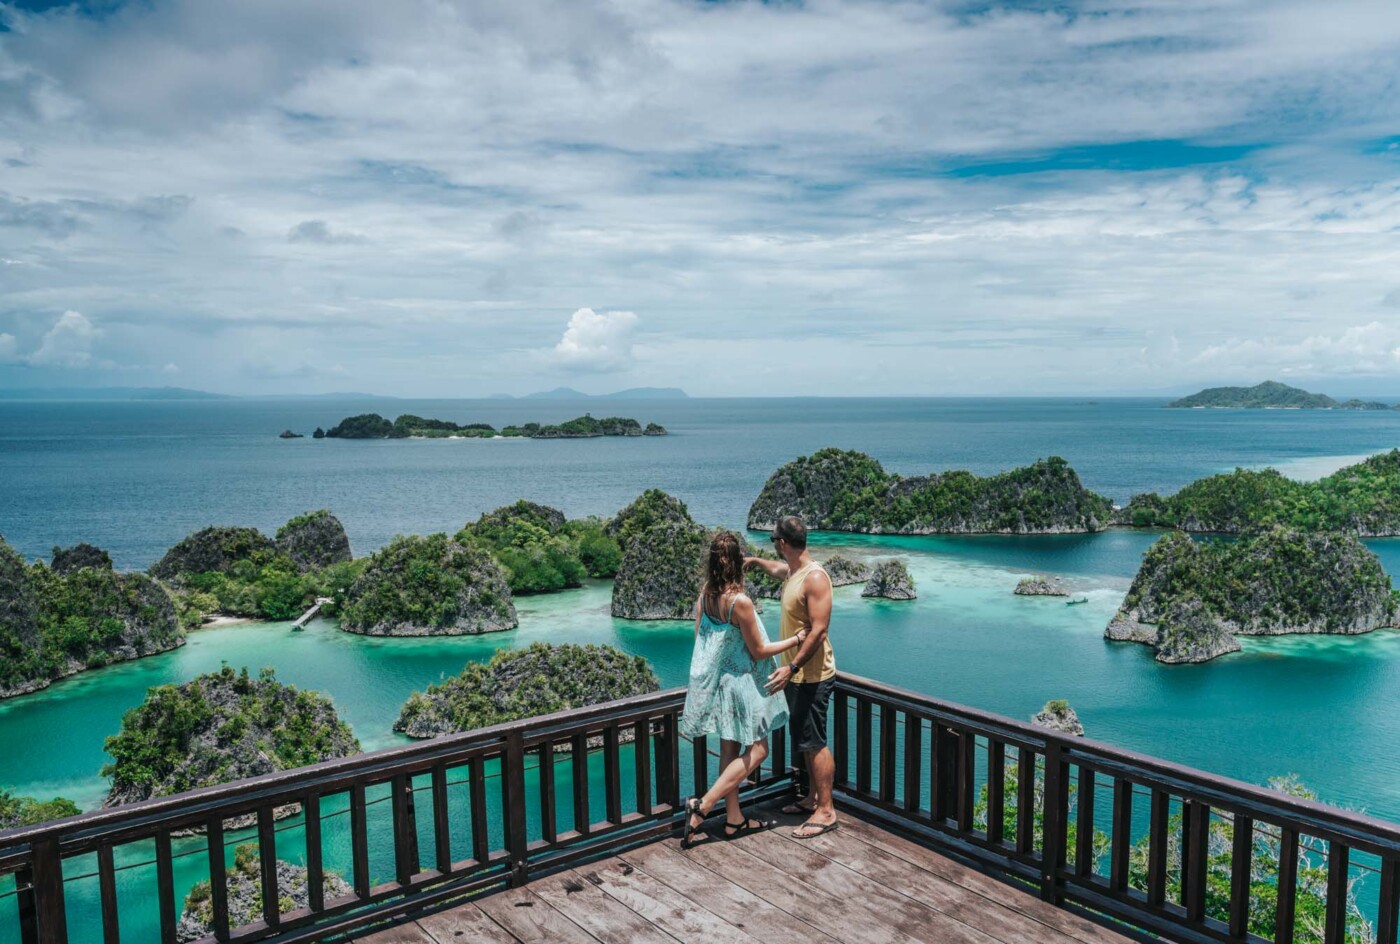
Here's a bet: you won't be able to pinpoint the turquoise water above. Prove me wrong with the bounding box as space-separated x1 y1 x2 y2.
2 398 1400 939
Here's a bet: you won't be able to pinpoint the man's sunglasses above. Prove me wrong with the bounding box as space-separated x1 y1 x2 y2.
770 535 783 546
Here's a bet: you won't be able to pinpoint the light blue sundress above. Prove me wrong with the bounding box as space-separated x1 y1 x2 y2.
680 595 789 744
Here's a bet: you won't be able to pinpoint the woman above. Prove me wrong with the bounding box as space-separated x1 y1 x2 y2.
680 531 806 847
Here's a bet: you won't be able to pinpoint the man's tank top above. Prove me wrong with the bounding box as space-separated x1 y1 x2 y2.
779 561 836 684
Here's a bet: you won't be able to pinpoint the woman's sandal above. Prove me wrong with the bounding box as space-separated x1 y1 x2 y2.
681 797 707 849
723 816 777 840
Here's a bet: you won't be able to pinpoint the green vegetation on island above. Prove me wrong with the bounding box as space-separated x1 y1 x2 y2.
1116 450 1400 535
322 412 667 439
149 514 360 624
1106 529 1398 664
337 533 517 636
179 844 349 942
748 449 1113 534
456 501 621 594
395 643 659 738
608 490 710 620
103 666 359 809
1168 380 1394 411
1 537 183 700
0 789 80 829
862 559 917 600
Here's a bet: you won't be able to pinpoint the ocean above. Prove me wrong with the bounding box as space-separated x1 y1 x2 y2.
1 397 1399 941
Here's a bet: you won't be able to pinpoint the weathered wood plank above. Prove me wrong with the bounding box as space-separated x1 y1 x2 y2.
738 828 999 944
624 842 841 944
563 856 759 944
772 819 1086 944
414 903 520 943
836 815 1134 944
529 867 677 944
352 920 437 943
678 827 942 944
475 887 600 943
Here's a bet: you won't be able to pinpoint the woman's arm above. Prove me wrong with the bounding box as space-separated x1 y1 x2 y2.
732 595 805 660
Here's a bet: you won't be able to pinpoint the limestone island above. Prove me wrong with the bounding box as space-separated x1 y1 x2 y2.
1031 699 1084 736
457 500 621 594
396 643 659 738
179 844 349 943
102 666 360 824
278 429 304 438
609 490 710 620
748 449 1113 534
1105 528 1400 664
1167 380 1395 411
862 560 917 600
1 536 183 700
1015 576 1069 597
321 412 668 439
1115 449 1400 535
338 533 518 636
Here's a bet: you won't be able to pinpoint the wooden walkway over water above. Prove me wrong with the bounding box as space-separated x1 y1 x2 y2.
354 806 1134 944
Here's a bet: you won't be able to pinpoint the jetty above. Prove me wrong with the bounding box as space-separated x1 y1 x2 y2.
2 672 1397 943
293 596 333 629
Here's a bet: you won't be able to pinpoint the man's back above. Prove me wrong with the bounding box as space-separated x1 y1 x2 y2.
778 561 835 684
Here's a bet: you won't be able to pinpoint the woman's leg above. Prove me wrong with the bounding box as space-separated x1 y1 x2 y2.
717 740 744 824
696 738 769 821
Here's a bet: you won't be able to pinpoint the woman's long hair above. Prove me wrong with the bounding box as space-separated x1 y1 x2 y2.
703 530 746 614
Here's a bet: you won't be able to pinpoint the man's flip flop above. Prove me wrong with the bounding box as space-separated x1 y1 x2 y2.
792 821 839 840
781 802 815 815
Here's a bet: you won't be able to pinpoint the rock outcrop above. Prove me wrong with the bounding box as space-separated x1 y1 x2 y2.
748 449 1113 535
103 666 359 811
1015 576 1068 597
1106 528 1398 663
2 539 183 700
50 543 113 575
395 643 659 738
178 844 350 943
149 527 277 583
338 533 518 635
275 510 352 571
611 519 709 619
862 560 917 600
1030 700 1084 736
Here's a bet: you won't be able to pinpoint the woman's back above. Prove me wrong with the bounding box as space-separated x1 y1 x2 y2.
682 589 787 742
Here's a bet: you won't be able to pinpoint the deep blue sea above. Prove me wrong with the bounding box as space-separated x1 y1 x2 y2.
1 397 1399 942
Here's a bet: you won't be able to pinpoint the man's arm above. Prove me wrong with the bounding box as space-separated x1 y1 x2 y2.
744 555 790 581
766 569 832 693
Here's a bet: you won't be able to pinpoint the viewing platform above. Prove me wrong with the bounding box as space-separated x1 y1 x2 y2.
2 673 1398 944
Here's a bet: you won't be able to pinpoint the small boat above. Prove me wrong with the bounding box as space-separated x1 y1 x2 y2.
1065 597 1089 606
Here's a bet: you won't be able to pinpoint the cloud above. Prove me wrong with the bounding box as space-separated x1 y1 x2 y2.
287 220 366 244
1191 323 1400 377
27 310 101 368
162 362 180 374
0 333 17 363
548 308 638 372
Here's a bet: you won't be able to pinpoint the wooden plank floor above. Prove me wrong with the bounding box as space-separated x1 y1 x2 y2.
352 805 1139 944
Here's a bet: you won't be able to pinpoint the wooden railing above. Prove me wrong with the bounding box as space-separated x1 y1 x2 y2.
4 673 1400 944
0 688 792 944
832 673 1400 944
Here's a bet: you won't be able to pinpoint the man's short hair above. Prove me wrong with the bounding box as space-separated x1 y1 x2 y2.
774 515 808 550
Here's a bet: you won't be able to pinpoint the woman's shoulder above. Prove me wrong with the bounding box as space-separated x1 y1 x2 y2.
729 593 756 618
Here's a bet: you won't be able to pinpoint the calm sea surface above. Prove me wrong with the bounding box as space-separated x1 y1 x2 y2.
1 397 1399 940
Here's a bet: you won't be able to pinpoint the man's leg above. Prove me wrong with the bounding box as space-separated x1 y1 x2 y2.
804 746 836 823
793 679 838 837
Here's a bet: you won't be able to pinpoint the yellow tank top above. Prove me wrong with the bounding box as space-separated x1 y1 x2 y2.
779 561 836 684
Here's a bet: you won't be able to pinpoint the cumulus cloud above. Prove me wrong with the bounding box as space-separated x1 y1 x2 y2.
27 311 101 368
548 308 638 372
287 220 366 244
1191 323 1400 377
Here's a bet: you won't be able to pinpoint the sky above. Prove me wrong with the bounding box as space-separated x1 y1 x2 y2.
2 0 1400 397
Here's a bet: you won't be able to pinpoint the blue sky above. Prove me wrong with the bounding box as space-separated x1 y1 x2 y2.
2 0 1400 396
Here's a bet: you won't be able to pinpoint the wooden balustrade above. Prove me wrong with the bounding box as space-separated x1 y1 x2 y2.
3 673 1399 944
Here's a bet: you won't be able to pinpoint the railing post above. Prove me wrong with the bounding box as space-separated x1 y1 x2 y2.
1039 742 1068 904
504 732 529 888
28 837 67 944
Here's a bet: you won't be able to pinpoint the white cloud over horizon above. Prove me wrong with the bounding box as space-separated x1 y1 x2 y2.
3 1 1400 395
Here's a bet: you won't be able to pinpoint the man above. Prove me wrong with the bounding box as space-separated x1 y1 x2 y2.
744 515 838 838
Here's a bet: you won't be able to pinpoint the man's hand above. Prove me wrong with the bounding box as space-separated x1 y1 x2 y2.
766 663 795 694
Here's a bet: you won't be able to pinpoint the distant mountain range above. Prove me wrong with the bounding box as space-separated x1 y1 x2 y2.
1167 381 1397 410
502 387 689 400
0 386 235 401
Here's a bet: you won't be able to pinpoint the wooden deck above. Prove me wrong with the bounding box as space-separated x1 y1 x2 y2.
352 805 1138 944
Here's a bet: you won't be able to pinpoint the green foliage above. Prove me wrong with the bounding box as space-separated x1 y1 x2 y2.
460 501 607 593
275 509 331 540
607 489 695 546
323 412 659 439
323 413 400 438
0 789 80 829
337 533 515 632
1167 381 1391 411
1119 450 1400 534
973 755 1109 871
102 665 359 800
565 517 623 578
396 643 659 735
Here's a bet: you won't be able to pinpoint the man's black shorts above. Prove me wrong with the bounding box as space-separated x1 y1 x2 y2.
785 677 834 752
